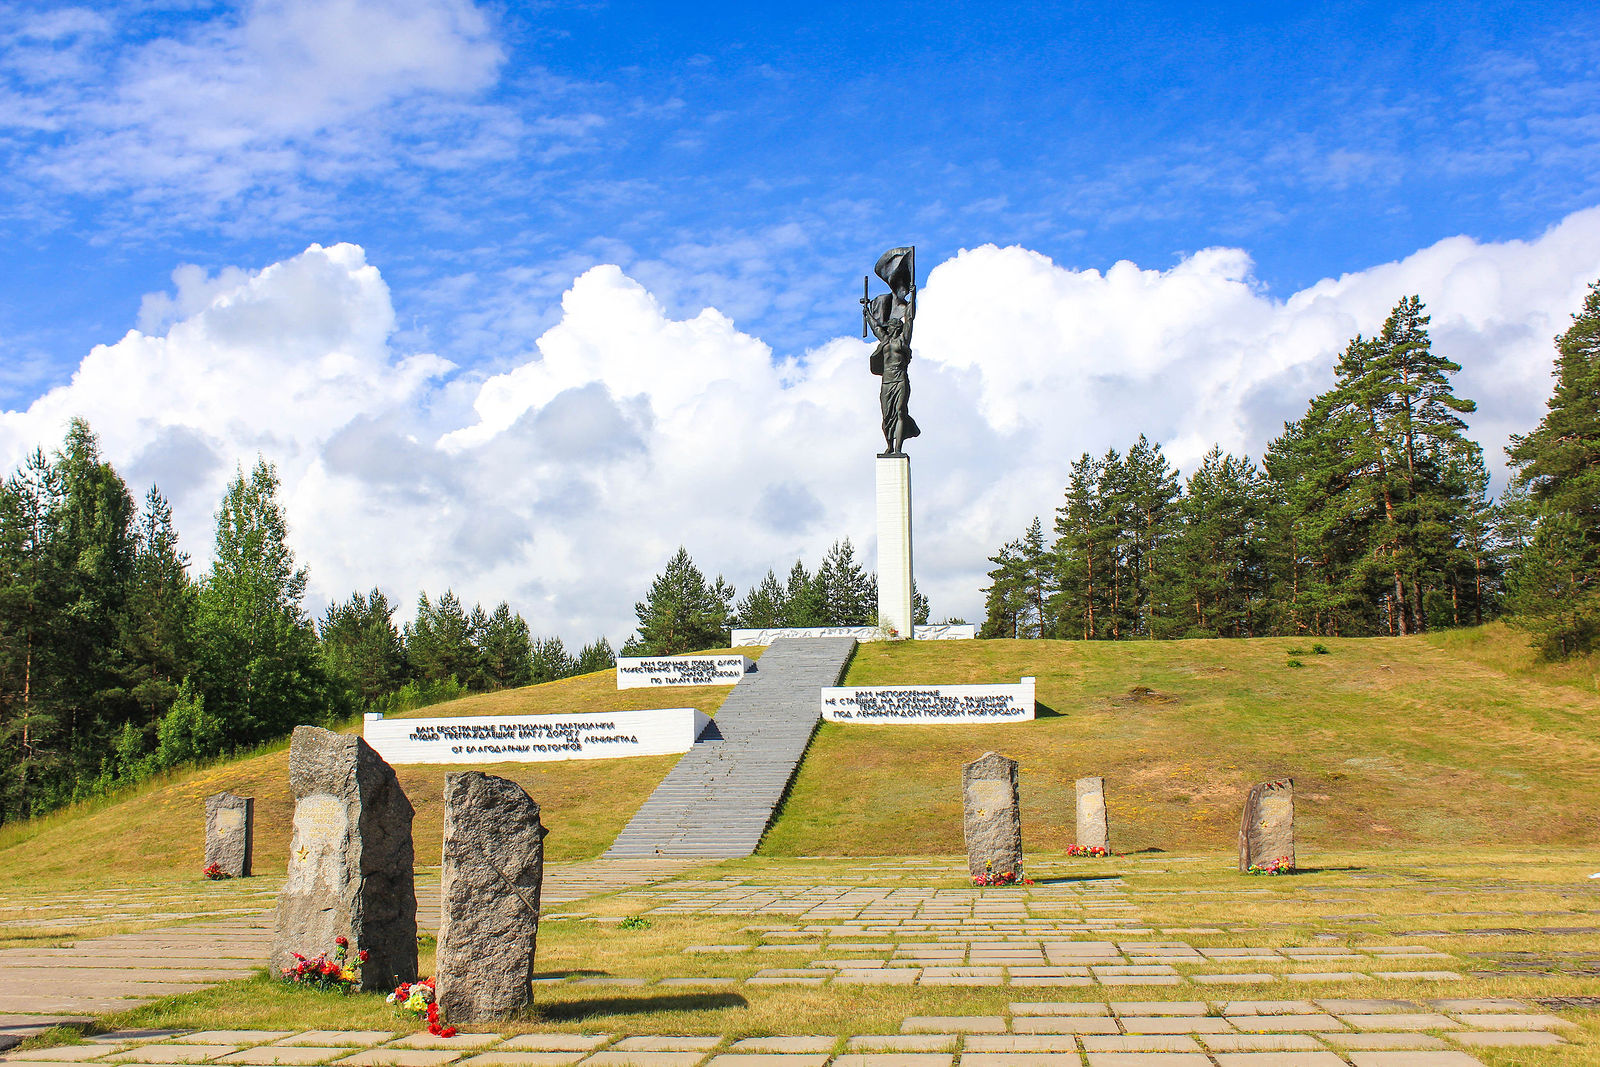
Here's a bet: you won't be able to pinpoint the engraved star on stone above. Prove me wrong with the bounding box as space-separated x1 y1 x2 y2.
296 846 309 862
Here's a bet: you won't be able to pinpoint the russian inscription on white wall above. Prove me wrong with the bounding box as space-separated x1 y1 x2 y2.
364 708 711 765
821 677 1036 724
731 623 977 646
616 655 751 689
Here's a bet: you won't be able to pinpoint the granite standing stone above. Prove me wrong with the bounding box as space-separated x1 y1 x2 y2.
963 751 1022 880
1238 777 1296 872
270 726 418 991
204 791 254 877
436 772 547 1023
1075 776 1110 853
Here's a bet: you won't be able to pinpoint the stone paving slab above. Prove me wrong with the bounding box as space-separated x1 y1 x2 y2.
107 1047 238 1064
335 1053 461 1067
1337 1015 1458 1031
1227 1016 1343 1033
1344 1053 1486 1066
842 1040 953 1053
1211 1054 1345 1066
1080 1036 1201 1051
1318 1034 1450 1050
967 1038 1083 1054
900 1020 1004 1035
3 1050 116 1062
1452 1031 1565 1047
1201 1036 1323 1052
1010 1018 1118 1035
578 1055 704 1067
458 1055 586 1067
496 1040 609 1053
217 1048 352 1065
830 1056 950 1067
273 1038 394 1050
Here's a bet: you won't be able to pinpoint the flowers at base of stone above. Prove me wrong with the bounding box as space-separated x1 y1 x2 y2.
1246 856 1295 875
202 862 230 880
282 935 367 992
972 859 1034 887
387 977 456 1037
1066 845 1110 858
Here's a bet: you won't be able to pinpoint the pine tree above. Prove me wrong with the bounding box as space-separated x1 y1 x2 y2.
0 450 66 821
405 590 476 684
1119 436 1179 637
574 637 616 674
782 560 826 627
734 569 789 628
192 459 326 746
979 538 1026 639
50 420 138 796
1157 448 1268 637
623 547 734 655
1505 279 1600 654
476 602 535 689
1052 453 1116 638
816 539 874 625
319 589 404 707
532 635 574 684
121 486 196 757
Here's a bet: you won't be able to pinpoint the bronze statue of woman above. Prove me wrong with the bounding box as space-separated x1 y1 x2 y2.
862 246 921 456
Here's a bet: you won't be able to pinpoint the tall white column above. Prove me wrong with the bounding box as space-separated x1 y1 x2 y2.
875 455 914 639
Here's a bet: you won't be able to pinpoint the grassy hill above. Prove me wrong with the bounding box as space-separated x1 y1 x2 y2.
764 623 1600 856
1 626 1594 892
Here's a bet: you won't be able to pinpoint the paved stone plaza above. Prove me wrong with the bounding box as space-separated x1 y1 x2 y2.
3 853 1597 1064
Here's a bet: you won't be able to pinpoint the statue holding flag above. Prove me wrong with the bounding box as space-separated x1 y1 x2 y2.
861 246 921 456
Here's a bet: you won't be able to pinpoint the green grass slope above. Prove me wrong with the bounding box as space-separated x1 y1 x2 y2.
761 623 1600 856
3 627 1593 891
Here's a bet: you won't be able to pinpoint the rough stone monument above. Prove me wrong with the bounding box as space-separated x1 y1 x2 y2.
436 772 547 1023
204 791 254 877
1238 777 1295 871
962 751 1022 880
1075 776 1110 853
861 246 919 639
270 726 418 991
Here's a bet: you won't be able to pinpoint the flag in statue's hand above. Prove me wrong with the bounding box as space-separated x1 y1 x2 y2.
874 246 915 303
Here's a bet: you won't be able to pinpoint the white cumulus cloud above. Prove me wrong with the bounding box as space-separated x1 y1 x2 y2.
4 209 1600 640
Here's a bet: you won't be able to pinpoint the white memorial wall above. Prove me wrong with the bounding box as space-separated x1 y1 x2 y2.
616 655 751 689
363 708 711 765
822 677 1036 724
730 623 977 646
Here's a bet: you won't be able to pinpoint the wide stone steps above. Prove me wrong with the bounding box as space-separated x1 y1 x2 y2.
604 636 857 859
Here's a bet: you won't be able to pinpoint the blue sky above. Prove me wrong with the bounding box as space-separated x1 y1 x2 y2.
6 1 1597 399
2 0 1599 635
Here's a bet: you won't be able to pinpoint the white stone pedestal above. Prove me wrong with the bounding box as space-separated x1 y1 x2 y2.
876 455 913 639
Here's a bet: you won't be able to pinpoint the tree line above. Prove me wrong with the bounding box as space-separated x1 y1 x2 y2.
0 422 611 824
621 540 933 656
982 287 1600 654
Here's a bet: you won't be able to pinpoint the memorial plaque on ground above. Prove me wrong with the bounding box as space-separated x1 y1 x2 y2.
1238 776 1296 871
821 677 1036 723
730 623 977 645
963 751 1023 880
1075 776 1110 853
615 655 751 689
204 791 253 877
365 707 710 764
270 726 418 991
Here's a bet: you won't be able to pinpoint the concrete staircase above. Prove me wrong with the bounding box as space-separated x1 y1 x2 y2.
604 637 856 859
